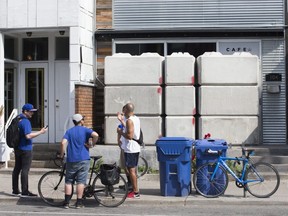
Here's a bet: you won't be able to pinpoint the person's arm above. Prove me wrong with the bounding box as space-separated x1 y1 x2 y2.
59 138 67 158
25 127 47 139
117 119 134 140
85 131 99 148
117 112 126 127
91 131 99 145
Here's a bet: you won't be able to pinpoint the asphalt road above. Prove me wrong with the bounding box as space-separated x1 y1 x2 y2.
0 200 287 216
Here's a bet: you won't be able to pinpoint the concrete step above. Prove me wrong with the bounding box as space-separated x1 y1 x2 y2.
8 159 60 169
250 155 288 164
245 145 288 156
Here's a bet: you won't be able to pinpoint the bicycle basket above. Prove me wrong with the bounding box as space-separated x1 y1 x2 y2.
99 163 121 185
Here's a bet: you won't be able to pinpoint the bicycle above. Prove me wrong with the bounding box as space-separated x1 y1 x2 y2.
193 147 280 198
38 154 128 207
137 143 149 178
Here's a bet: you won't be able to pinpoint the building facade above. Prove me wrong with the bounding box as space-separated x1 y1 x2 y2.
0 0 287 164
96 0 287 146
0 0 97 162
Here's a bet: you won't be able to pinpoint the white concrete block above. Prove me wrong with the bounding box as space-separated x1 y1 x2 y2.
199 116 259 145
70 63 80 81
165 116 195 139
70 27 80 44
199 86 259 115
165 52 195 85
80 63 93 81
37 0 57 27
105 53 164 85
79 0 94 13
105 116 162 145
79 10 93 31
80 28 93 47
165 86 196 115
197 52 259 85
70 44 80 63
81 46 93 65
104 86 162 115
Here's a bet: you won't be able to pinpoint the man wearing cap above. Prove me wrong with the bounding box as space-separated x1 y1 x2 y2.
59 114 99 209
12 103 48 197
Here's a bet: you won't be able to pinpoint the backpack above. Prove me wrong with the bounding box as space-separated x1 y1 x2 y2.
6 116 22 148
133 128 144 146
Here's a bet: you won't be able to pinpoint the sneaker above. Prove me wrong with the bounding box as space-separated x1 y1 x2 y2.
12 191 21 197
21 191 37 197
75 202 84 209
63 202 70 209
127 191 140 199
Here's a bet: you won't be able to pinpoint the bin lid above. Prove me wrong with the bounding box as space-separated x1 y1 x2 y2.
194 139 228 149
155 137 193 155
156 137 192 142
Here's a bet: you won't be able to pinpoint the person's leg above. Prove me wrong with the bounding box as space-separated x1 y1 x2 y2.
125 152 140 198
64 162 76 208
75 160 90 208
120 149 131 186
12 149 22 194
127 167 138 192
20 150 32 195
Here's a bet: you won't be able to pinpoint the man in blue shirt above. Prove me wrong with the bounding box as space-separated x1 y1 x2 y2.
59 114 99 209
12 103 48 197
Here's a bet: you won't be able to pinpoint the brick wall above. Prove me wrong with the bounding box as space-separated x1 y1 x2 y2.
75 84 96 129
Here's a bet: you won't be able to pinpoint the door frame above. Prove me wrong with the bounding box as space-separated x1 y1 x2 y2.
19 63 49 143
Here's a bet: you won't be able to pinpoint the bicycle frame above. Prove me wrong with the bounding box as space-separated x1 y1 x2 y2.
210 156 264 185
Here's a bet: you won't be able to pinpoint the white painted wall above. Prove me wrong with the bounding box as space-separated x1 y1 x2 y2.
0 0 79 28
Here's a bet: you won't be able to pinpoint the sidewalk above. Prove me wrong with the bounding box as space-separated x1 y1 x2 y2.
0 168 287 206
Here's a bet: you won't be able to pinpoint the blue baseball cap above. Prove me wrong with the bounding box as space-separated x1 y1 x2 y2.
22 103 37 112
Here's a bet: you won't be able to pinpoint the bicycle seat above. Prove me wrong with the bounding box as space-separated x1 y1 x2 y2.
90 155 102 161
242 148 255 157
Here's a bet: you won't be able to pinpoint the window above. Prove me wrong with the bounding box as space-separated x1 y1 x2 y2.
4 36 18 60
116 43 164 56
22 38 48 61
167 43 216 58
55 37 69 60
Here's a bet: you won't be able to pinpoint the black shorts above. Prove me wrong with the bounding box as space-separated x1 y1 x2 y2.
124 152 139 168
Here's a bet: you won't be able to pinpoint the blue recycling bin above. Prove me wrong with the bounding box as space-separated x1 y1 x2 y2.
193 139 228 195
155 137 193 196
194 139 228 167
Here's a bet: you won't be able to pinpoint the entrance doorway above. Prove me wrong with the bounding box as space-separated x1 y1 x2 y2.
20 63 48 143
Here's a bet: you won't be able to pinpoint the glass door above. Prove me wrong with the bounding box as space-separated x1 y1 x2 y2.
20 63 48 143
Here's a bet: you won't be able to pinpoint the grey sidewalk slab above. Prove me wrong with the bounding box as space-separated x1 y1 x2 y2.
0 168 287 206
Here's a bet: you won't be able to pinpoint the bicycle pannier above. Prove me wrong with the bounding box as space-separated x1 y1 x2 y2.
100 163 121 185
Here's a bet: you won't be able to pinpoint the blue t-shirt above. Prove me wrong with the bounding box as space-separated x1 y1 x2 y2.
18 113 33 151
63 126 93 162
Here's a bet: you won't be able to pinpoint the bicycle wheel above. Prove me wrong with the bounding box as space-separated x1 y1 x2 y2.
245 162 280 198
193 163 228 198
93 174 128 207
137 156 148 178
38 171 73 206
